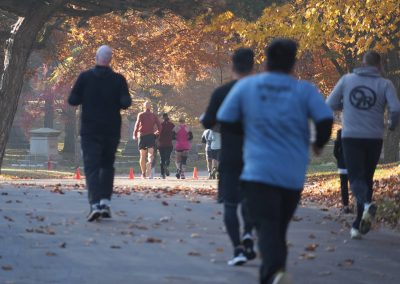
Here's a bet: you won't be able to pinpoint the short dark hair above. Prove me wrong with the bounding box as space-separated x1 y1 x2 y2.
162 113 169 119
232 48 254 74
265 38 298 73
363 51 381 67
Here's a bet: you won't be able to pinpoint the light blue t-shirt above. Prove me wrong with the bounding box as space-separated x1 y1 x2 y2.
217 72 333 190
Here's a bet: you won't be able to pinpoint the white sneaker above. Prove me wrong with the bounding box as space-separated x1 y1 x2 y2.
227 253 247 266
350 228 362 240
272 271 293 284
227 247 247 266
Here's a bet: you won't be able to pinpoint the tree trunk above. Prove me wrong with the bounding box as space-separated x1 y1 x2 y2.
44 93 54 128
0 0 65 173
383 47 400 163
63 106 76 155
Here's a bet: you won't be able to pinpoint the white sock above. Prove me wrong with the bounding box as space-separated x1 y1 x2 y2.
100 199 110 206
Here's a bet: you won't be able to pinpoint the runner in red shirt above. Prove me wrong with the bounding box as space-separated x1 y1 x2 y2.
133 101 161 178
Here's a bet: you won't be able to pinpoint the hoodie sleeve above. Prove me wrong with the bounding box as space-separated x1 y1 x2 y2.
68 72 85 106
384 80 400 130
119 76 132 110
326 76 345 111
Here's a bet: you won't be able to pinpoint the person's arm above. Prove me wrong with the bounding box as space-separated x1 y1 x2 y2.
217 81 244 134
333 138 340 160
68 72 85 106
307 83 334 155
119 76 132 109
172 125 178 140
384 80 400 131
187 127 193 141
201 88 222 129
326 77 345 111
154 115 162 133
133 113 141 140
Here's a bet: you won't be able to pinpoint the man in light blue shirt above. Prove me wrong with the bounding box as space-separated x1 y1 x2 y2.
217 39 333 284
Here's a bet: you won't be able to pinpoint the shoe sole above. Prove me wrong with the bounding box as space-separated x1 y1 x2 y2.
360 204 377 235
87 211 101 222
227 256 247 266
350 229 362 240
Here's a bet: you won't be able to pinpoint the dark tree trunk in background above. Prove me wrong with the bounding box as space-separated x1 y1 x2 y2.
44 94 54 128
383 47 400 163
63 106 76 155
0 0 66 173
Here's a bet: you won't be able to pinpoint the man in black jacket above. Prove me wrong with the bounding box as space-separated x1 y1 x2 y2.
202 48 256 266
68 45 132 222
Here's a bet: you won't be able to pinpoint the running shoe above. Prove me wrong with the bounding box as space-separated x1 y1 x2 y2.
100 199 112 218
360 202 377 235
350 227 362 240
242 234 257 260
87 204 102 222
227 246 247 266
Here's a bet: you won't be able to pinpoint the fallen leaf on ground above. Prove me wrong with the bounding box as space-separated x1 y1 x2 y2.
4 216 14 222
299 253 316 260
46 252 57 256
292 216 303 222
325 246 335 252
188 251 201 256
59 242 67 248
162 201 169 206
110 245 121 249
1 265 13 271
305 244 319 251
146 237 162 243
318 271 332 276
190 233 200 238
338 259 354 267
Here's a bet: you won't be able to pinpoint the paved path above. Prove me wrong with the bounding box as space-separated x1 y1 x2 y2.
0 181 399 284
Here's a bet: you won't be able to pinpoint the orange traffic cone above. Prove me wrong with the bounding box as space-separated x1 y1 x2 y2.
129 167 135 180
75 167 81 180
192 167 198 180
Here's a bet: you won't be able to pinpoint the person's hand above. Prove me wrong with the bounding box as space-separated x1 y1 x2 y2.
312 144 323 156
133 135 137 141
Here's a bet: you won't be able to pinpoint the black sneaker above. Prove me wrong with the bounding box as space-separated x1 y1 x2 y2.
227 246 247 266
165 167 170 176
360 203 377 235
100 204 112 218
87 204 102 222
176 169 181 179
242 234 257 260
180 172 185 179
211 167 218 180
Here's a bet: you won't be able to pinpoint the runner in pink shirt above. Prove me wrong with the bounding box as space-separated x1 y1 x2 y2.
173 116 193 179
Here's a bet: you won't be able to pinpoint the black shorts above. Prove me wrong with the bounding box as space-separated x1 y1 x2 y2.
138 134 156 150
211 149 221 161
218 171 242 204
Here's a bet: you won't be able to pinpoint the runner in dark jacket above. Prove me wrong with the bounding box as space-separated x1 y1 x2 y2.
158 113 175 179
69 45 131 222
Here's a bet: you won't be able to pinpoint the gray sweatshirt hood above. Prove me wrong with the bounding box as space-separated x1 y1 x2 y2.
353 66 381 77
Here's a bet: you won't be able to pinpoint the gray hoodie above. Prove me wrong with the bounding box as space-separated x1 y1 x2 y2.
327 66 400 139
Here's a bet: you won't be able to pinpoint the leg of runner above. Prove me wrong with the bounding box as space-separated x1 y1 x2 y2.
146 147 154 178
139 149 147 178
